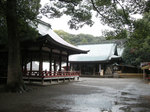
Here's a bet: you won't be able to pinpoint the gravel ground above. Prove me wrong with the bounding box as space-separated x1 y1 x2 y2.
0 78 150 112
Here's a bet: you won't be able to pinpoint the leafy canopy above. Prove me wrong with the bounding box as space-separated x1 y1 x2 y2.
41 0 93 30
122 11 150 66
41 0 146 31
102 29 128 40
0 0 41 44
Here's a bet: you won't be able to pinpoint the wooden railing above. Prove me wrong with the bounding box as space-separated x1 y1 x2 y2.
23 70 80 78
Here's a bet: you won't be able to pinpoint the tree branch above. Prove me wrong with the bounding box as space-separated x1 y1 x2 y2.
114 0 130 24
58 0 81 6
111 3 126 24
90 0 111 21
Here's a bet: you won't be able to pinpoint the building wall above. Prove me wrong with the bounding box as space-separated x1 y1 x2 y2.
71 63 114 76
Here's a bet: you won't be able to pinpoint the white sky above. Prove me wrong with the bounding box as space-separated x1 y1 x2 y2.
40 0 112 36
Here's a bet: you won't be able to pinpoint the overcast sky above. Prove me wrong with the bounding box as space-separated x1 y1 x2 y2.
40 0 112 36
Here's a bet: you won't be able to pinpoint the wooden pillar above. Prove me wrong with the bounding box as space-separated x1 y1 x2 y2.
28 58 32 82
24 63 27 72
39 47 43 76
39 60 43 76
49 49 52 72
21 54 24 71
22 55 26 73
54 59 56 75
66 54 69 71
23 62 27 77
59 51 62 72
103 64 106 75
70 63 72 71
23 51 27 74
93 66 95 75
30 58 32 73
99 64 101 76
143 69 145 80
79 64 81 74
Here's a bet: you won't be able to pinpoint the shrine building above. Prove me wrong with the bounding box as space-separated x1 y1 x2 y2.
0 20 88 84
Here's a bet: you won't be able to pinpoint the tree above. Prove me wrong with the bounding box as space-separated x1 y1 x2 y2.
102 29 128 40
6 0 22 92
122 12 150 66
41 0 146 32
0 0 40 92
40 0 93 30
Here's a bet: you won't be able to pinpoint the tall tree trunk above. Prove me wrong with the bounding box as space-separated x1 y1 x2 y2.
6 0 25 92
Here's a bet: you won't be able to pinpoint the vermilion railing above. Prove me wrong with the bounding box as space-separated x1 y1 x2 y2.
23 70 80 78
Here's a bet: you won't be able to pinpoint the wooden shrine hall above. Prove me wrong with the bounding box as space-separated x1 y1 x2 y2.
0 20 88 84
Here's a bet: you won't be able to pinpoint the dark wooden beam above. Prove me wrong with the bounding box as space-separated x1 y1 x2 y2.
30 60 32 73
54 59 56 75
66 53 69 71
39 47 43 75
59 51 62 72
49 49 52 72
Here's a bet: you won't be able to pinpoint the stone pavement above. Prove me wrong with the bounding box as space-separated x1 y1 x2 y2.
0 78 150 112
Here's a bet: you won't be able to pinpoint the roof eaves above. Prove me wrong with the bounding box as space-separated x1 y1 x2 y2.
44 34 89 54
69 59 110 63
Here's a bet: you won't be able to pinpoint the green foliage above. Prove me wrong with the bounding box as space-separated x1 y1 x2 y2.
17 0 41 40
17 0 41 21
123 38 150 66
41 0 146 32
122 12 150 66
103 29 128 40
95 0 111 6
0 16 7 44
54 30 105 45
144 0 150 13
0 0 7 44
0 0 40 44
41 0 93 30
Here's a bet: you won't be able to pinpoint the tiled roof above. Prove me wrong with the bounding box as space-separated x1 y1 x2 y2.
69 43 123 62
